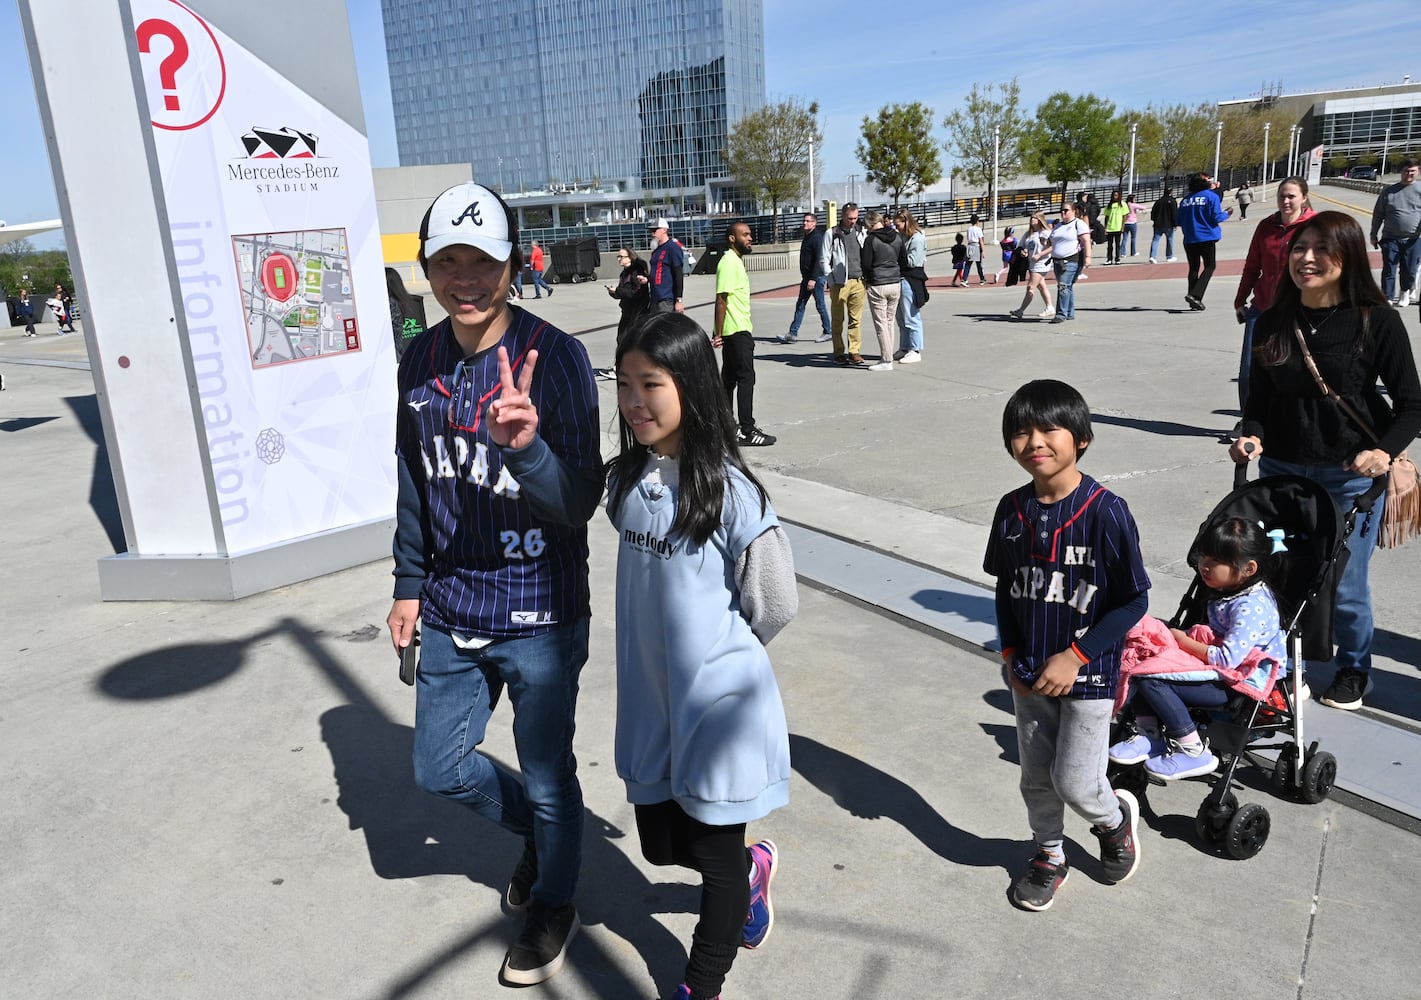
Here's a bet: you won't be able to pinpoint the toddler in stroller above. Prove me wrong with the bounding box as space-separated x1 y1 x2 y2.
1108 517 1287 779
1109 470 1353 858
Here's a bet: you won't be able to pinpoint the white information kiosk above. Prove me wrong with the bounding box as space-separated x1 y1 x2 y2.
19 0 397 599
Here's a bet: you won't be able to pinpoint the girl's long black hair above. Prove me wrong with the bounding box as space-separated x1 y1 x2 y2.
605 312 768 546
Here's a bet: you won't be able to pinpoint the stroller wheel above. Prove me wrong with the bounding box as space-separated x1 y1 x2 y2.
1300 750 1338 804
1195 791 1237 846
1224 803 1270 859
1270 744 1299 796
1109 761 1150 800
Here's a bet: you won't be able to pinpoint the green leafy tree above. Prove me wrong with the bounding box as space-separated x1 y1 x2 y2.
1022 92 1124 209
941 79 1028 207
856 102 942 205
1151 102 1216 181
723 97 823 217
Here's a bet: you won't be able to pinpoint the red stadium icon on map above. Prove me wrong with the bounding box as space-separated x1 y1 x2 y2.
261 252 298 302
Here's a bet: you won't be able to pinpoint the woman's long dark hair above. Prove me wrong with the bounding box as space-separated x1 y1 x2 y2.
1256 211 1389 366
605 312 768 546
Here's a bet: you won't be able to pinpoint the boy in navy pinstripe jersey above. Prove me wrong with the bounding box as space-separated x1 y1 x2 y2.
984 380 1151 912
386 183 601 984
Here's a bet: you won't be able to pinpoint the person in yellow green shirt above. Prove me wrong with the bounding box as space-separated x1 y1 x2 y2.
714 221 775 446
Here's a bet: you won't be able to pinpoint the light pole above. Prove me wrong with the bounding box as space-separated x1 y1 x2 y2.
515 157 523 193
1261 122 1270 200
808 133 815 212
1128 121 1138 195
497 155 503 194
991 124 1000 242
1381 126 1392 177
847 173 858 205
1288 126 1299 177
1213 121 1223 180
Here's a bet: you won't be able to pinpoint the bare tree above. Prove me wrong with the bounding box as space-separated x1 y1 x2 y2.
941 79 1028 207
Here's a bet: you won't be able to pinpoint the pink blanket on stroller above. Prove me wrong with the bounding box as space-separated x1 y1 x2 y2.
1114 615 1280 715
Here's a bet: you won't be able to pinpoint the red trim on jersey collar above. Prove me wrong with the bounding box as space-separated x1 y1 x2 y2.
1012 486 1106 563
431 321 547 433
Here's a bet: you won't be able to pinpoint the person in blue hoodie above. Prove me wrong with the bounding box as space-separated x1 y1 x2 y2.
1177 172 1232 310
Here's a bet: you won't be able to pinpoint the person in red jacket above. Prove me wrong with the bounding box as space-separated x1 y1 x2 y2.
1233 177 1315 415
528 240 555 298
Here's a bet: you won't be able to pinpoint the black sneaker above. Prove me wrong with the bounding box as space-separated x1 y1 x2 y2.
1091 787 1140 884
1319 667 1370 710
504 837 538 912
740 426 776 447
502 902 579 985
1010 852 1069 911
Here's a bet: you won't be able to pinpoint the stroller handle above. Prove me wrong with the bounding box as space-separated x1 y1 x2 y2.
1233 441 1256 490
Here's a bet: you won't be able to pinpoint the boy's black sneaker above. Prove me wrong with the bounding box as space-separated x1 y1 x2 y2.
1092 787 1140 883
503 837 538 912
741 426 776 447
1009 852 1069 911
502 901 580 985
1319 667 1370 711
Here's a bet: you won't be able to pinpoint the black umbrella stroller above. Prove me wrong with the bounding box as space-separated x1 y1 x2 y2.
1110 453 1386 859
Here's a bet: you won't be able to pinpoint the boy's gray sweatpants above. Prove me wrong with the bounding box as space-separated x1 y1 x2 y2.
1013 691 1123 853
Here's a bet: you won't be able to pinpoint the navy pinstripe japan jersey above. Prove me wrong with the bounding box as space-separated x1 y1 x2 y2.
983 474 1151 699
393 307 601 638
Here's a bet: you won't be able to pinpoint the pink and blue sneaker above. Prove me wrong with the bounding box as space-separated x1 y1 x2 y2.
1145 740 1218 780
672 986 720 1000
742 839 778 949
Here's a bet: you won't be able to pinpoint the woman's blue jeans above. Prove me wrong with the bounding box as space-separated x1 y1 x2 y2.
897 278 923 351
1052 257 1081 319
413 619 589 906
1259 458 1383 675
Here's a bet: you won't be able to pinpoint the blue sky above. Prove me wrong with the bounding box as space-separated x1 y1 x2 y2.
4 0 1418 249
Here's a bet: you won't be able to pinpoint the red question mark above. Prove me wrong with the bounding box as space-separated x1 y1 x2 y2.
137 19 190 112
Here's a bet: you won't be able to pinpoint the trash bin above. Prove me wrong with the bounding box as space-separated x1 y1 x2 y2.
549 237 600 283
692 240 727 276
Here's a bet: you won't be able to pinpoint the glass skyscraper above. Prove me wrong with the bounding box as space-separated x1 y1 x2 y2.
380 0 765 198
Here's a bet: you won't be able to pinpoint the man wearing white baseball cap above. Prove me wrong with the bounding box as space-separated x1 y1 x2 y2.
646 217 685 313
386 181 601 986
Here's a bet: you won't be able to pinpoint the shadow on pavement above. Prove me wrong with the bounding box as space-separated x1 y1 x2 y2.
93 619 694 999
789 733 1019 874
63 393 125 554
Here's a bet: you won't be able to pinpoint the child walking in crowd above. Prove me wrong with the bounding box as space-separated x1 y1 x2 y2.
1110 518 1287 781
984 379 1151 911
607 312 797 1000
950 233 970 287
1009 214 1054 319
992 226 1017 284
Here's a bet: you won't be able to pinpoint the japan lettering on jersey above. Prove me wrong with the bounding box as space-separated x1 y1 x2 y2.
396 310 598 637
984 474 1150 699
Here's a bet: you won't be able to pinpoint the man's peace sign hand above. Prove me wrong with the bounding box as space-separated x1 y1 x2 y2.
487 346 539 449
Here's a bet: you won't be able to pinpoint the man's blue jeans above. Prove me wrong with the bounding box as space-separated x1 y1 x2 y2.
531 268 554 297
1378 236 1421 301
1052 256 1081 319
1149 227 1175 260
1259 458 1383 675
413 618 589 907
788 275 830 338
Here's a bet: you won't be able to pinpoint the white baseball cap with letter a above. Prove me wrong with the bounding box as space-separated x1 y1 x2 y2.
419 182 514 262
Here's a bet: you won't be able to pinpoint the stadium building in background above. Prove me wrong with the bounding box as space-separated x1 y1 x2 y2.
380 0 765 214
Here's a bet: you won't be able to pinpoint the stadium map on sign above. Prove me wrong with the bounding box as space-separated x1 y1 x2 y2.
233 229 361 368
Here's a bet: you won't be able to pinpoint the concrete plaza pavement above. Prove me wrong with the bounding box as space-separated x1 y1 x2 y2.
2 184 1418 999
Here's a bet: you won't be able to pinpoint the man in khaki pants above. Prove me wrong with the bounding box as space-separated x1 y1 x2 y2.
819 202 866 365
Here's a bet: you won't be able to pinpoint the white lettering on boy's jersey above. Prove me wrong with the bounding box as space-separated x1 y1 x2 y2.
1009 566 1099 614
1063 545 1095 567
420 436 522 499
